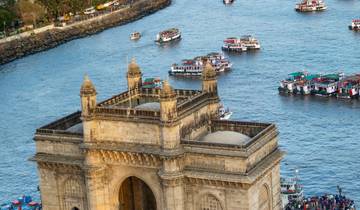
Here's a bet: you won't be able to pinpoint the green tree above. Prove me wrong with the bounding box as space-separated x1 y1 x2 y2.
17 0 46 26
0 8 16 31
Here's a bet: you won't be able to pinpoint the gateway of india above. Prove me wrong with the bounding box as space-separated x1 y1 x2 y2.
32 59 284 210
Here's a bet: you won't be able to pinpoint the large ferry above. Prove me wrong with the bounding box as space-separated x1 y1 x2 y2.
169 53 232 77
349 19 360 31
295 0 327 12
155 28 181 43
222 36 260 52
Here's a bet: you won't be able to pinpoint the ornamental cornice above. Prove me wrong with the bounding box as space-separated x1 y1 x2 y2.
85 149 161 168
185 177 251 189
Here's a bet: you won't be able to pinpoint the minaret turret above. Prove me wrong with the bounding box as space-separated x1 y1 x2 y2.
160 80 177 122
127 58 142 90
80 74 97 118
202 61 218 94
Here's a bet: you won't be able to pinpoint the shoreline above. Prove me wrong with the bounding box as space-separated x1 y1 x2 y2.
0 0 171 65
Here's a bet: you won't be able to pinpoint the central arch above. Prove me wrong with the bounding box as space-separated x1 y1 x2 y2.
118 176 157 210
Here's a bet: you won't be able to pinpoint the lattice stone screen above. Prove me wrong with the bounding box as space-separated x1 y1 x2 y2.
199 194 223 210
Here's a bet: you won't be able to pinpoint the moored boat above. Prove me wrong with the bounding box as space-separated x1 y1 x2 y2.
130 32 141 40
281 174 304 209
219 104 232 120
155 28 181 43
0 195 42 210
349 19 360 31
295 0 327 12
278 71 360 99
142 77 162 89
169 53 232 77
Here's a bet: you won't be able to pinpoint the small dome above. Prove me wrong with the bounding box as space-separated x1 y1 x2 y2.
202 61 216 79
160 80 176 98
200 131 250 145
80 74 96 95
128 58 141 75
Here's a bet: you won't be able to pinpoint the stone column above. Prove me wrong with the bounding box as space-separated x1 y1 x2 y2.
84 166 110 210
160 157 185 210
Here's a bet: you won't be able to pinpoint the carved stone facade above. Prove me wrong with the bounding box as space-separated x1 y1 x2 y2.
32 59 284 210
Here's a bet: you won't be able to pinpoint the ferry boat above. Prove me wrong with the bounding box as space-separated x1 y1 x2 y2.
222 37 247 52
222 36 260 52
281 176 304 209
155 28 181 43
0 195 42 210
337 74 360 99
239 35 261 50
349 19 360 31
295 0 327 12
223 0 234 4
130 32 141 40
142 77 162 89
278 71 360 99
169 53 232 77
219 105 232 120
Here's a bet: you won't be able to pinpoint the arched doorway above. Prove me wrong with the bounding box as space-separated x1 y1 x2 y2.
71 208 79 210
118 176 156 210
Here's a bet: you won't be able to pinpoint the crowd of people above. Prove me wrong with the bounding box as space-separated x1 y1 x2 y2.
286 194 356 210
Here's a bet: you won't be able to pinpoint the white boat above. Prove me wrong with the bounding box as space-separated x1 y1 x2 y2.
281 171 304 209
222 36 260 52
223 0 234 4
155 28 181 43
295 0 327 12
349 19 360 31
130 32 141 40
169 53 232 77
219 105 232 120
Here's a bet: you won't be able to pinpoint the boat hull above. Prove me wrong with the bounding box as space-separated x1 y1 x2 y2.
155 34 181 44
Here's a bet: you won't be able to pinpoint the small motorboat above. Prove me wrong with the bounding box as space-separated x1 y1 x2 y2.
130 32 141 40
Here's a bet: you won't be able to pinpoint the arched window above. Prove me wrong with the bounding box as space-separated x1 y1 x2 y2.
71 207 79 210
259 184 271 210
199 194 222 210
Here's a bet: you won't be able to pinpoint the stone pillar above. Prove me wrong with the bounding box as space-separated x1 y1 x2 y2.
162 177 184 210
37 165 61 210
160 157 185 210
84 166 110 210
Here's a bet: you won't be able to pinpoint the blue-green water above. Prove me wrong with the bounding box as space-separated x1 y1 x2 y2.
1 0 360 204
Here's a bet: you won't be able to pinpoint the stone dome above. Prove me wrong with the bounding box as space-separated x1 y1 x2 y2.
127 58 141 75
80 74 96 95
200 131 251 145
202 61 216 79
160 80 176 98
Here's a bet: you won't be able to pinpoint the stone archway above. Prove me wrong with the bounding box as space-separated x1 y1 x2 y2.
118 176 156 210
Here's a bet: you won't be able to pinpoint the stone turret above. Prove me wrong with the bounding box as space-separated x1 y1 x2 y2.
127 58 142 90
160 80 177 122
202 61 218 94
80 74 97 118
